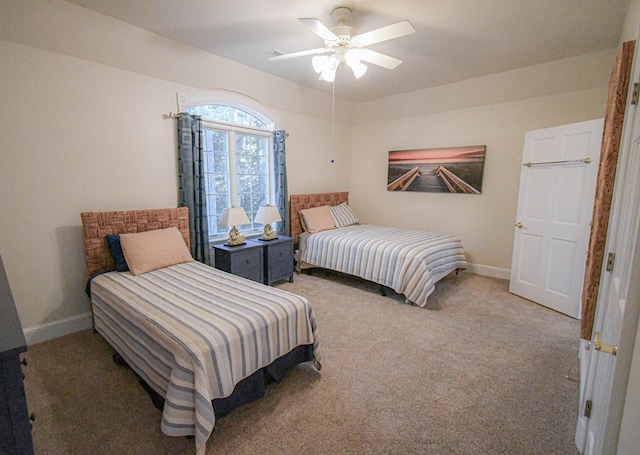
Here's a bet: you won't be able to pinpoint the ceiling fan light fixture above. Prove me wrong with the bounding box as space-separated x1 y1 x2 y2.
312 55 328 73
314 54 339 81
350 61 367 79
344 48 362 66
320 67 337 82
344 48 367 79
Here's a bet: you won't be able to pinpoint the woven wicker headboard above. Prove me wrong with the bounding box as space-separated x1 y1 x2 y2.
81 207 190 276
289 192 349 243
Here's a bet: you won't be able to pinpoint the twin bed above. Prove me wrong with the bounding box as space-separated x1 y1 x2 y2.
81 208 320 455
80 194 466 453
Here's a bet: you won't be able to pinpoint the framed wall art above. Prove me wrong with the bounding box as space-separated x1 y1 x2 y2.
387 145 486 193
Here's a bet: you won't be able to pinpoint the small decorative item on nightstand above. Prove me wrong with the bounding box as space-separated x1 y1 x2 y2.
250 236 294 285
254 205 282 241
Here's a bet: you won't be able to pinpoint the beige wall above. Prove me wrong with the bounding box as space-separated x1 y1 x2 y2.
350 51 613 274
621 0 640 42
0 0 352 342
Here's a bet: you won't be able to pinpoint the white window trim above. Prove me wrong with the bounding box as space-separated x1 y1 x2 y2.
177 90 278 129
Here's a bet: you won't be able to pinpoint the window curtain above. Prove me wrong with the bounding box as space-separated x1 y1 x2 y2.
177 113 211 265
580 40 635 340
273 130 289 236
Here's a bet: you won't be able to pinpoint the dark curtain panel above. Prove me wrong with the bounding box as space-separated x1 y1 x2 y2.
581 40 635 340
177 113 211 265
273 130 289 236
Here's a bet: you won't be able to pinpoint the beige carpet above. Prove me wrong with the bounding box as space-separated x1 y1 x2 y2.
24 271 580 454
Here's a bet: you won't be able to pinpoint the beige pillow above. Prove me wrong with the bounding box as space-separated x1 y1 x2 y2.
299 205 336 233
120 227 193 275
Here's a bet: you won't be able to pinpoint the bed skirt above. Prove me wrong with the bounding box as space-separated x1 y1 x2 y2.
134 344 314 418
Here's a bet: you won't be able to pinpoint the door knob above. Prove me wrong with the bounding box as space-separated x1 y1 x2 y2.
515 222 523 228
594 331 618 356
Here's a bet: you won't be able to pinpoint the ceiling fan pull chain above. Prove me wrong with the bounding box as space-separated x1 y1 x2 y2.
331 78 335 164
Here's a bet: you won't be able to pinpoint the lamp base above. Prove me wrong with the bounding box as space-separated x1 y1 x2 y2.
226 227 246 246
223 242 246 247
257 237 279 242
260 224 278 241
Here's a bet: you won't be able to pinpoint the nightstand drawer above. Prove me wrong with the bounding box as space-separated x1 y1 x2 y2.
252 236 294 285
230 249 263 282
213 243 264 283
266 242 294 283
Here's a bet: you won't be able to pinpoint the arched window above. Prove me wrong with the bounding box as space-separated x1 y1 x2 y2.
179 91 278 239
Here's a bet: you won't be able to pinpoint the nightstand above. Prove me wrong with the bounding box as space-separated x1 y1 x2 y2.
251 236 294 285
213 242 264 283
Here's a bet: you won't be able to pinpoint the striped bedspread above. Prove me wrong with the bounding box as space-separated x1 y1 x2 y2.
300 224 467 307
90 261 320 455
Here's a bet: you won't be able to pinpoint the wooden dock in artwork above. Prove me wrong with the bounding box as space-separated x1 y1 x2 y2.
387 166 422 191
432 165 480 194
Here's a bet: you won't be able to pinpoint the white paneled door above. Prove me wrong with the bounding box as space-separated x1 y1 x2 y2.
509 119 603 318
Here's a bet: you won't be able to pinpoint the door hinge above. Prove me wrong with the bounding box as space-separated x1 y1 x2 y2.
606 252 615 272
632 83 640 105
584 400 593 418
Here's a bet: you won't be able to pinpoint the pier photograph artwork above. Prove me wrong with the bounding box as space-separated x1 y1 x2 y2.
387 145 486 193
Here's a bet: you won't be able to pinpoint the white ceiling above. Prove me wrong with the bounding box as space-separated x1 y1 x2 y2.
65 0 631 103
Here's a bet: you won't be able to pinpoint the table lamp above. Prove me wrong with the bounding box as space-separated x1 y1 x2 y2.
254 204 282 241
220 206 250 246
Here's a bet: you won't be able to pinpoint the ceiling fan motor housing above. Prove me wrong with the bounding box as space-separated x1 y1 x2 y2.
330 6 355 43
326 33 355 55
331 25 354 39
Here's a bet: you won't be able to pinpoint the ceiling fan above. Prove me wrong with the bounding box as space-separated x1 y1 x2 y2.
268 6 416 82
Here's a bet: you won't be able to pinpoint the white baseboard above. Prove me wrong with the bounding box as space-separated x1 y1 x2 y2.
24 312 93 346
466 263 510 280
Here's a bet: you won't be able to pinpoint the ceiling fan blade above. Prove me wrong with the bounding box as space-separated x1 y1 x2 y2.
267 48 330 62
359 49 403 70
352 20 415 46
298 18 338 41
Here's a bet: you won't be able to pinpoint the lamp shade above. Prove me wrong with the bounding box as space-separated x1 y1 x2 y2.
219 206 250 227
254 205 282 225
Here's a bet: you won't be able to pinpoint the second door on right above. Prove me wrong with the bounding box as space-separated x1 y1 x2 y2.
509 118 603 318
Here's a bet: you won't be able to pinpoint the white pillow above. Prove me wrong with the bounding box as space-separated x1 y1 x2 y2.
329 202 359 228
120 227 193 275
